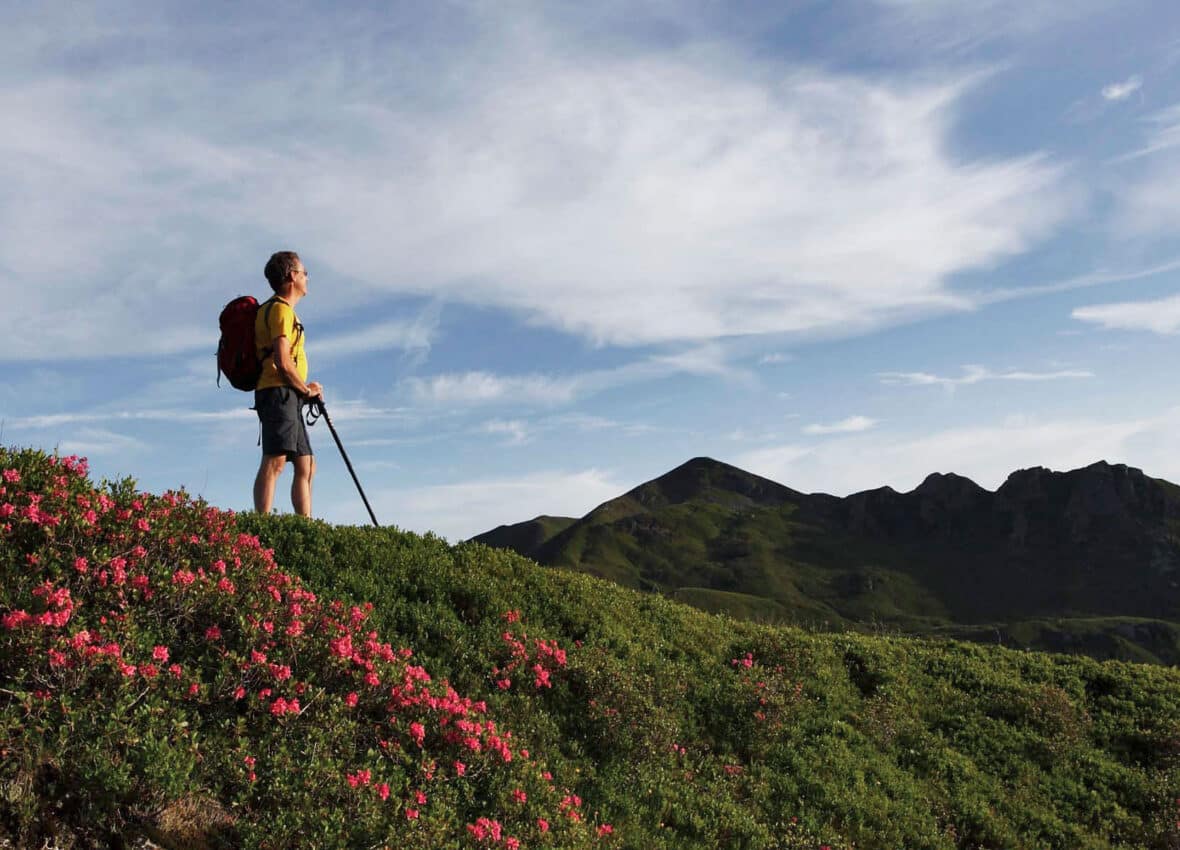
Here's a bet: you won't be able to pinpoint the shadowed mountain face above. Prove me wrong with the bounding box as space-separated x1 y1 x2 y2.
472 457 1180 664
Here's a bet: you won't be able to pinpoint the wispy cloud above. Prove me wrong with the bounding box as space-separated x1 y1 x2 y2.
316 307 440 360
0 5 1076 358
879 365 1094 386
1112 103 1180 162
737 409 1180 496
758 352 792 365
1072 293 1180 334
1101 75 1142 101
56 428 148 457
803 416 878 435
6 408 250 429
406 372 580 407
328 468 626 540
480 419 532 446
404 343 752 409
868 0 1109 53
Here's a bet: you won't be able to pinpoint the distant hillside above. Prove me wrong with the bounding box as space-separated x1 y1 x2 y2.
473 457 1180 664
476 514 577 554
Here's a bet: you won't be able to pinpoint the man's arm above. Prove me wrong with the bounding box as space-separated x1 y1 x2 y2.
271 336 322 400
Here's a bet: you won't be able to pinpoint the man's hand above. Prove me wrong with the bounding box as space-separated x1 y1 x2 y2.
306 382 324 402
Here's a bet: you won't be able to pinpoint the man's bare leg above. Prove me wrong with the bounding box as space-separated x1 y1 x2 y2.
254 454 288 514
291 454 316 517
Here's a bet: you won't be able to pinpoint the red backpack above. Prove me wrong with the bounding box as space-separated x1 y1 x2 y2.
217 296 278 391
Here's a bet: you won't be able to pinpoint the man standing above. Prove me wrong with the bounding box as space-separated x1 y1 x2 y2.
253 251 323 517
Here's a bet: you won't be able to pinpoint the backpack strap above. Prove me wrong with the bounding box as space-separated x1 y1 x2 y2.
261 296 302 364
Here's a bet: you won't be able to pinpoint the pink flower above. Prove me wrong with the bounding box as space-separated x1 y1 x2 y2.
506 839 520 850
345 692 359 708
453 761 467 777
376 783 390 801
152 646 169 662
204 625 222 641
2 610 30 630
513 788 527 804
2 469 20 483
405 808 419 820
73 557 89 574
409 722 426 746
234 686 247 700
537 818 549 833
598 824 614 837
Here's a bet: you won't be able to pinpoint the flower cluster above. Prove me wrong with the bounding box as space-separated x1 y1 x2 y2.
728 651 804 732
492 615 569 692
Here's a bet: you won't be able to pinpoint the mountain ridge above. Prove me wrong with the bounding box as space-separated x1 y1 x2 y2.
472 456 1180 663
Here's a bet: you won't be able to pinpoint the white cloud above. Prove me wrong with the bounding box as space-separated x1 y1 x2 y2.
1101 75 1142 101
803 416 878 435
5 407 251 429
0 7 1076 358
879 365 1094 386
736 408 1180 496
868 0 1108 52
402 343 751 410
406 372 580 407
759 352 792 365
329 468 626 541
481 419 532 445
1072 292 1180 334
56 428 148 457
316 311 439 359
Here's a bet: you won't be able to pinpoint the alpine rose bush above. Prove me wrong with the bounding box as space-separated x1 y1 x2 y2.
0 447 615 848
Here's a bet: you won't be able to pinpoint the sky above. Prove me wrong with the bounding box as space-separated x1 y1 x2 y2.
4 1 1180 541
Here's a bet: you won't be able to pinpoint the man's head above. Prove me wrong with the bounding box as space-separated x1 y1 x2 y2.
264 251 305 294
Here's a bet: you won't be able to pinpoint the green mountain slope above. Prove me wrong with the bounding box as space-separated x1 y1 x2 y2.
473 457 1180 663
3 445 1180 849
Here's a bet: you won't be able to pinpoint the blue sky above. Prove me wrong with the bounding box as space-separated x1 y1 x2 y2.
5 1 1180 540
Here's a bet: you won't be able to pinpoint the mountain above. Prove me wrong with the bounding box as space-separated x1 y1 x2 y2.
473 457 1180 664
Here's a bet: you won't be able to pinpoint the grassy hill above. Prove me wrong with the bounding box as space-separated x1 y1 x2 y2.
2 445 1180 849
474 457 1180 664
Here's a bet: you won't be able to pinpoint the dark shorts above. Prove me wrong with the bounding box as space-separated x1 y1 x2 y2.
254 387 313 459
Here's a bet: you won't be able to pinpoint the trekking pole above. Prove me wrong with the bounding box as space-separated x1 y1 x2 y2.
306 399 380 527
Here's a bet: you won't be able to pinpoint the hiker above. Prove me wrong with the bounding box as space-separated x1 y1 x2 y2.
252 251 323 517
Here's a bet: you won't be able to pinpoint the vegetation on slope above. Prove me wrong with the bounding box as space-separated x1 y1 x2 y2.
474 457 1180 664
3 446 1180 849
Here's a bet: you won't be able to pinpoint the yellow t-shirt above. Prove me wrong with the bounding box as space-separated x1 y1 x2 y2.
255 297 308 391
